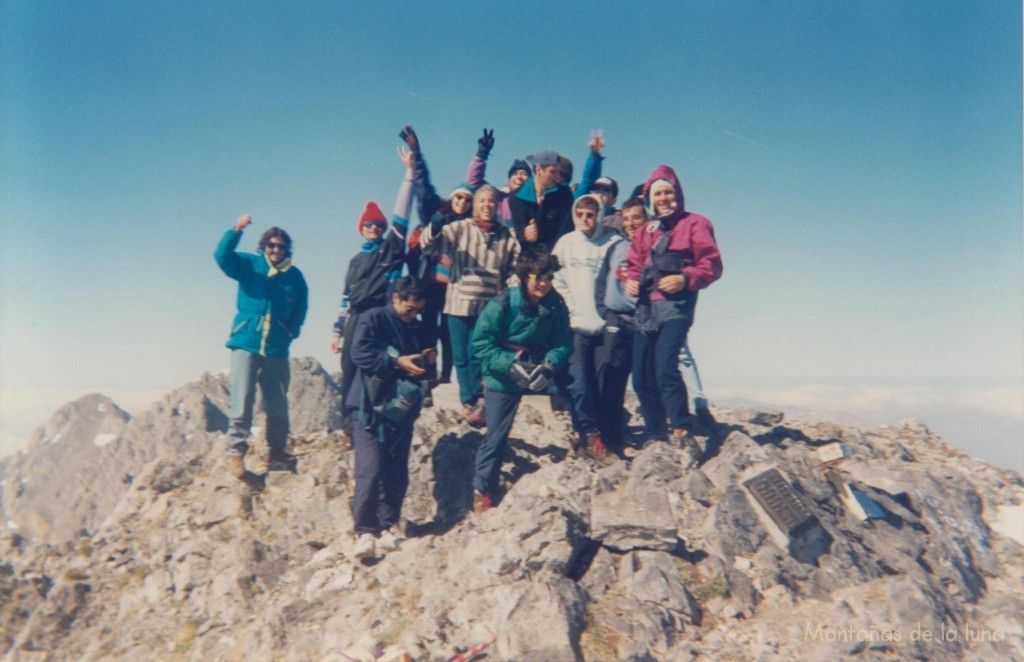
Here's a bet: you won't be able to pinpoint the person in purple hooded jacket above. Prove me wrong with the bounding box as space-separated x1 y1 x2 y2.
625 165 723 467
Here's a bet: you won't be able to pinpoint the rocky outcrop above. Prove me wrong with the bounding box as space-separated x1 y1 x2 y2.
0 358 343 546
1 362 1022 660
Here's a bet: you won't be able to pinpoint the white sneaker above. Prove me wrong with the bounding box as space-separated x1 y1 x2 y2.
353 533 376 560
377 529 404 553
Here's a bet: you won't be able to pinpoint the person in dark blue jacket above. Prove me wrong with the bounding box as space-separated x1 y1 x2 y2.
346 277 434 560
215 215 308 480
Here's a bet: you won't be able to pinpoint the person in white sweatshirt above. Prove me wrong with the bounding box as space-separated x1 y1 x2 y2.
552 194 621 462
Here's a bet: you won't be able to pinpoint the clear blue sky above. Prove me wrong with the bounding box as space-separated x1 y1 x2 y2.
2 1 1021 467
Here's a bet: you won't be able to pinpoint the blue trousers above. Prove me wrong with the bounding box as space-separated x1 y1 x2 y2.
447 315 483 406
351 421 412 535
228 349 290 455
474 370 574 494
632 318 691 435
566 332 601 434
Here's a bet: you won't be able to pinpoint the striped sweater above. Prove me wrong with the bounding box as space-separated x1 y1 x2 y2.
420 219 520 317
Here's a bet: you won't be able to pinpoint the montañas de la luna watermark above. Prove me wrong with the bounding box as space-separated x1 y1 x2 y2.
804 622 1009 643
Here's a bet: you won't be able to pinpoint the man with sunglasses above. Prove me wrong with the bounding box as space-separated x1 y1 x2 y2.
215 215 308 480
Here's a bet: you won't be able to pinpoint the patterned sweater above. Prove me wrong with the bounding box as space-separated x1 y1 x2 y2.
420 218 520 317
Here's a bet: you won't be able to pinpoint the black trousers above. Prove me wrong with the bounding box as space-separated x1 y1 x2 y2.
351 419 412 535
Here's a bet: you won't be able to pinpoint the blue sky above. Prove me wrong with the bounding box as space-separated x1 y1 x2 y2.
2 1 1021 468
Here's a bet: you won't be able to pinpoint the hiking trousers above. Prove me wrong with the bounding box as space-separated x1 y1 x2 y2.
351 422 413 536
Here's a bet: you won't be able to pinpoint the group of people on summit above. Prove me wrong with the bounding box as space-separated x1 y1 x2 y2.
215 126 723 560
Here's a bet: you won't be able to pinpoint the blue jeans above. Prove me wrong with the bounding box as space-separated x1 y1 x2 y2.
566 332 601 433
632 318 691 435
447 315 483 406
679 341 708 411
228 349 290 455
474 370 575 494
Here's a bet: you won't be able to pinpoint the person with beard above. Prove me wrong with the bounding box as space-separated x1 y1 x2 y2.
418 184 520 427
215 218 308 479
625 165 723 467
332 144 416 441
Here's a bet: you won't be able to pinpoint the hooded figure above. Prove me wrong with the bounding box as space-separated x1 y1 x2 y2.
623 164 723 466
552 194 620 335
550 194 622 462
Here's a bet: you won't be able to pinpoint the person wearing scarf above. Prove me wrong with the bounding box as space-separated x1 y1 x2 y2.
215 216 308 480
419 184 521 427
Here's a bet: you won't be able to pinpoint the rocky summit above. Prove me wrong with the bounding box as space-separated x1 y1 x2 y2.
1 359 1022 661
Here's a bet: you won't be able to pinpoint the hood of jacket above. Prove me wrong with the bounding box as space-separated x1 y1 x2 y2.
642 164 687 225
570 193 610 243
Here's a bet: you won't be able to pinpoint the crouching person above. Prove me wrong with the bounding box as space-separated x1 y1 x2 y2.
470 246 573 513
215 215 308 480
346 277 435 560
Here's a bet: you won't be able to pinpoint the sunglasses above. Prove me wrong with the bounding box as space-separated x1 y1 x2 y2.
527 273 555 282
363 221 386 229
266 242 289 251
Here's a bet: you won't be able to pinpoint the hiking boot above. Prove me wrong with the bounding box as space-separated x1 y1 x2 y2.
670 429 703 469
353 533 376 561
695 406 717 429
463 400 486 428
422 392 434 408
267 450 297 472
377 529 404 553
582 431 616 466
225 454 246 479
473 491 494 514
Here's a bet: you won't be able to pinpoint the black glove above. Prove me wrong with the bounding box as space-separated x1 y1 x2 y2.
509 360 534 390
527 360 555 392
399 125 420 155
476 128 494 160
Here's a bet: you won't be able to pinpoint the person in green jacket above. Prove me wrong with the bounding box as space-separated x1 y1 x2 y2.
215 215 308 480
469 245 574 512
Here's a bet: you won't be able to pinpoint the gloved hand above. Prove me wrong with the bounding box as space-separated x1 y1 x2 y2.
509 360 534 390
476 128 495 160
528 360 555 392
399 125 420 155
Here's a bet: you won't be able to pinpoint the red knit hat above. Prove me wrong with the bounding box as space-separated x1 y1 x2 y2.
358 201 388 232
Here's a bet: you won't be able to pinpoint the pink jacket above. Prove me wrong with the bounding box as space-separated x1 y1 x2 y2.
626 165 723 300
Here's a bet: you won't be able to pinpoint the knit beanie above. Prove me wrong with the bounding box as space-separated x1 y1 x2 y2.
449 183 476 199
358 201 388 232
508 159 530 178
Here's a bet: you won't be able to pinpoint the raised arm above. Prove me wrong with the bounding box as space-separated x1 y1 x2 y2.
401 125 442 224
214 215 252 280
466 128 494 188
575 131 604 200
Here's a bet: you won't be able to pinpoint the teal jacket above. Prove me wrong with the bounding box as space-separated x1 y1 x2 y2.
215 229 309 358
471 285 573 393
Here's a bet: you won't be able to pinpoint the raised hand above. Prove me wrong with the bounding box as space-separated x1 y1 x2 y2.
477 128 495 160
234 215 252 232
399 125 420 154
589 129 605 154
398 145 414 173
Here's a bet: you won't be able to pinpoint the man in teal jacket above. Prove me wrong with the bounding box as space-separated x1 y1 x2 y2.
470 245 574 512
215 215 308 479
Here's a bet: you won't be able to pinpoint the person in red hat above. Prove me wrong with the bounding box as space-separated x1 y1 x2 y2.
331 144 417 441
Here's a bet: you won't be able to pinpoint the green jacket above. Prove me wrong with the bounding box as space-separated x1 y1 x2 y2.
471 285 573 393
